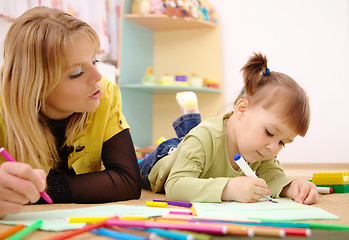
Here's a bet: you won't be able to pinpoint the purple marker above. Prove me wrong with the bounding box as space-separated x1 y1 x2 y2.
153 200 192 208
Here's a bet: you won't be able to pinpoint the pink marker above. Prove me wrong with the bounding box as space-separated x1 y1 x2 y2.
106 219 228 234
169 211 193 215
0 147 53 204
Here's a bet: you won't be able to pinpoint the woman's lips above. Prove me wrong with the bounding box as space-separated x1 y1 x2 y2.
91 89 101 99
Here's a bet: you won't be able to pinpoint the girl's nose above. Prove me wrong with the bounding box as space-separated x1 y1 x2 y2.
265 141 278 152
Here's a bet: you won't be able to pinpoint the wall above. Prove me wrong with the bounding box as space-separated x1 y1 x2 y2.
1 1 349 164
0 18 12 64
211 0 349 163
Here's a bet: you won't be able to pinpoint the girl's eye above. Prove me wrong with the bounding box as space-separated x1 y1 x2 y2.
69 66 83 79
265 129 273 137
279 141 285 147
92 56 99 66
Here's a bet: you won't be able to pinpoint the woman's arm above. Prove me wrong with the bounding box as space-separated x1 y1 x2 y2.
45 129 141 203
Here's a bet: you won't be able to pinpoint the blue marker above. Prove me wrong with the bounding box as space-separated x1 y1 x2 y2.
91 228 148 240
145 228 194 240
233 154 278 203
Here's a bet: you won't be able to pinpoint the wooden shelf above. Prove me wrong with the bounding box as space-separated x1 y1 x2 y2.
120 83 221 94
124 14 215 31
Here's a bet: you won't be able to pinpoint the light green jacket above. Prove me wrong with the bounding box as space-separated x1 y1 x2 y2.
148 112 293 202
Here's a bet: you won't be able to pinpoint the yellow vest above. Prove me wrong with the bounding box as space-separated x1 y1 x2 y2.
0 77 130 174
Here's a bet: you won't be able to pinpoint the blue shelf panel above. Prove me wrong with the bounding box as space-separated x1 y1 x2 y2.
120 83 221 94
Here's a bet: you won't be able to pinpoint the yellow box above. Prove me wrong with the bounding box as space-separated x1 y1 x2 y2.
312 172 349 185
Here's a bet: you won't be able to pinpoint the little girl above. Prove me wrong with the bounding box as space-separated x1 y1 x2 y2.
139 52 318 205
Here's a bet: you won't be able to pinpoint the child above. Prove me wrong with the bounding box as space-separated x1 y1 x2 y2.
0 6 141 217
139 52 318 205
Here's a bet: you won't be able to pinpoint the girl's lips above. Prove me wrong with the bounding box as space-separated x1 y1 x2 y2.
90 89 101 99
257 151 264 157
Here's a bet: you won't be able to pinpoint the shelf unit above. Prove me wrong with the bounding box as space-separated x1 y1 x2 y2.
119 0 223 147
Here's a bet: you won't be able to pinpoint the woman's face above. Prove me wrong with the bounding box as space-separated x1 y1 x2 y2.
43 39 102 120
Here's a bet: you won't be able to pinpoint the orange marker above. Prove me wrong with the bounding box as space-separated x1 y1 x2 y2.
0 224 25 239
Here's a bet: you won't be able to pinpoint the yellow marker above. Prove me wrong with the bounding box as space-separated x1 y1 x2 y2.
146 201 168 208
190 205 197 216
68 217 111 223
120 216 150 220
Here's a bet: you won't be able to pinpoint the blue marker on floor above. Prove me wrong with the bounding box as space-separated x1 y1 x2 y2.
233 154 278 203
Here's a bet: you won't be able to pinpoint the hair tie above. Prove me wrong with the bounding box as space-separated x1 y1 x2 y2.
240 87 244 94
263 68 270 75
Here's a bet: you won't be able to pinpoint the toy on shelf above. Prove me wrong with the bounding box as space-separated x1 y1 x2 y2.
132 0 151 14
312 172 349 193
206 79 219 89
187 73 203 87
141 66 157 85
175 72 189 86
150 0 164 14
158 73 175 85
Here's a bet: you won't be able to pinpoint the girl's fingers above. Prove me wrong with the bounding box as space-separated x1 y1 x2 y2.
0 200 24 217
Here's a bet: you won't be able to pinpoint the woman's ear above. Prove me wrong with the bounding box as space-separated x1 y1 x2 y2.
234 99 249 120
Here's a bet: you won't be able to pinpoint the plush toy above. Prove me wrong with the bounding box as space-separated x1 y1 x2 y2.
149 0 164 14
132 0 151 14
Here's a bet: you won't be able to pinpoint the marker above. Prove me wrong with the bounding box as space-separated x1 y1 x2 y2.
146 201 168 208
68 217 112 223
0 224 25 239
233 154 278 203
92 228 148 240
0 147 53 204
145 228 194 240
47 216 119 240
106 219 228 235
7 219 43 240
153 200 193 208
317 187 333 194
169 211 193 215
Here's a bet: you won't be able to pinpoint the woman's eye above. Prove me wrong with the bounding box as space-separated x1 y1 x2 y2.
265 129 273 137
92 56 99 66
69 67 83 79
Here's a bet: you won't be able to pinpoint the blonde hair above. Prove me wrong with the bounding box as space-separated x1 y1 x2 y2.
0 6 100 170
234 52 310 137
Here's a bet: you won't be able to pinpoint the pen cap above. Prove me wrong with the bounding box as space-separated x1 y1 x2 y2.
233 154 241 161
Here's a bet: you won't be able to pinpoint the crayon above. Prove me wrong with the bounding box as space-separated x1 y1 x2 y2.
106 226 157 240
68 217 111 223
169 211 193 215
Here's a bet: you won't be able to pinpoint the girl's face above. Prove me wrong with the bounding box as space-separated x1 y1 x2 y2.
227 99 298 164
43 39 102 120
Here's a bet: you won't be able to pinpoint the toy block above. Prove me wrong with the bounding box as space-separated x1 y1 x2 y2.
316 184 349 193
312 172 349 185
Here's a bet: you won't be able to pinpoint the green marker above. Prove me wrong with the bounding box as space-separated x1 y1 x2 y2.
307 222 349 231
7 219 43 240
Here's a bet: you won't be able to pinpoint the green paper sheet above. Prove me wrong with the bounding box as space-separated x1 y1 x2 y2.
0 204 178 231
0 199 338 231
193 198 339 221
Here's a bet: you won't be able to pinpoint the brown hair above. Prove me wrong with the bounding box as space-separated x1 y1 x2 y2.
234 52 310 137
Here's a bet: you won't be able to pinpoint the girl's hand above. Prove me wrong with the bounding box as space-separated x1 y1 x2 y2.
222 176 272 203
281 179 319 205
0 162 47 218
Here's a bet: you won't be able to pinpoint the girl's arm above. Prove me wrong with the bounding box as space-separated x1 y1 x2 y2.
45 129 141 203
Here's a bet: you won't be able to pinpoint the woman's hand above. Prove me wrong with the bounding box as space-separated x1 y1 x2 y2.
281 179 319 205
222 176 272 203
0 162 47 218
